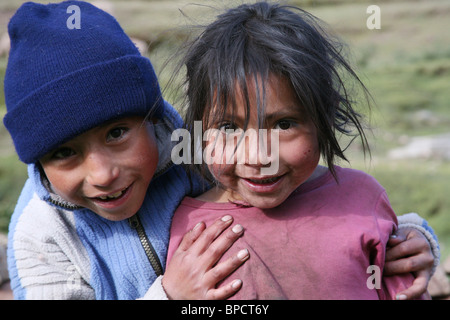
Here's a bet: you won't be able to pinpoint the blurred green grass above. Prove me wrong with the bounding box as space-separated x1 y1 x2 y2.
0 0 449 259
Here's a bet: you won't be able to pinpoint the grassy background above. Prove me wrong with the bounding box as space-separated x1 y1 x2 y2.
1 0 449 259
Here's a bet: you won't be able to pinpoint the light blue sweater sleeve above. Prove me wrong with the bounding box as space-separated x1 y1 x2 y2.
7 178 35 299
397 212 440 275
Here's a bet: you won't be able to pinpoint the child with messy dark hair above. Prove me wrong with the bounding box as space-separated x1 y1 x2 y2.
167 1 439 299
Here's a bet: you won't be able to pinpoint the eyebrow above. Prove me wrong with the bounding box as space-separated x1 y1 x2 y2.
262 108 304 122
217 106 305 127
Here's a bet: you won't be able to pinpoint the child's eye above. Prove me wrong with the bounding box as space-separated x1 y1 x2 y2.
52 147 76 160
274 120 295 130
106 127 128 142
218 122 238 132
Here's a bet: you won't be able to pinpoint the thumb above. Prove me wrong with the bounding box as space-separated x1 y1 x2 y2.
387 232 406 248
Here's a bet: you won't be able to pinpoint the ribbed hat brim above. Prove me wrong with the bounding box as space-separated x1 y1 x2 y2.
4 55 164 163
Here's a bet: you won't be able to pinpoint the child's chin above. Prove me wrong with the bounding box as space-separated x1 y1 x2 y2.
245 197 286 209
96 210 137 222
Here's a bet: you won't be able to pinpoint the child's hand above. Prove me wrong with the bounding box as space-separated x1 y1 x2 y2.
162 215 249 299
384 227 434 300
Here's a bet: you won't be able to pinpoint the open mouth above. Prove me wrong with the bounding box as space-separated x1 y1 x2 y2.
240 174 286 194
246 176 282 184
93 185 131 202
245 176 283 185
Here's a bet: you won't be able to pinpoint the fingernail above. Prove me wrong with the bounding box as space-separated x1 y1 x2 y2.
232 224 243 234
231 279 242 289
237 249 249 260
221 215 233 222
193 222 203 231
396 294 407 300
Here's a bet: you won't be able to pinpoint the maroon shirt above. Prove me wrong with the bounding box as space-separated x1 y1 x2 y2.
168 167 420 300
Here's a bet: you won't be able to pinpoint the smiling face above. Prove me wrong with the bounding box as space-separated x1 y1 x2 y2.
203 74 321 208
39 116 158 221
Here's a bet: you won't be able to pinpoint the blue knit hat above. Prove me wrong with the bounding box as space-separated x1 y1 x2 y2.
3 1 164 164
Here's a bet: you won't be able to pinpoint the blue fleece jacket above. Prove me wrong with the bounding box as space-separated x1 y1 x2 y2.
7 102 202 299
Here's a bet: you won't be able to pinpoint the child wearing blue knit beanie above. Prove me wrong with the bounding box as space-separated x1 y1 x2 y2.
3 1 247 299
3 0 164 164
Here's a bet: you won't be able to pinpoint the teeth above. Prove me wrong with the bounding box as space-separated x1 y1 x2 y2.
109 191 123 198
98 190 124 200
249 177 279 184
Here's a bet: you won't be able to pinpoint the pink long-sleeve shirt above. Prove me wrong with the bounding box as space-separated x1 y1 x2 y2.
167 166 421 300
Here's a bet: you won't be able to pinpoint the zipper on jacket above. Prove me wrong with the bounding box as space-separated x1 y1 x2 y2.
47 197 81 210
128 214 163 277
152 160 173 180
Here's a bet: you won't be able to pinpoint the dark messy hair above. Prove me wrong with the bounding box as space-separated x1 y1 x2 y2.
180 1 371 181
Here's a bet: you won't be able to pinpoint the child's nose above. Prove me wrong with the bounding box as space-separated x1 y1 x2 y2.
244 143 264 167
84 151 119 187
241 131 273 167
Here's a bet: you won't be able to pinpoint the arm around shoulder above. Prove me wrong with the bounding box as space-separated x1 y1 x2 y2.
397 212 440 273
